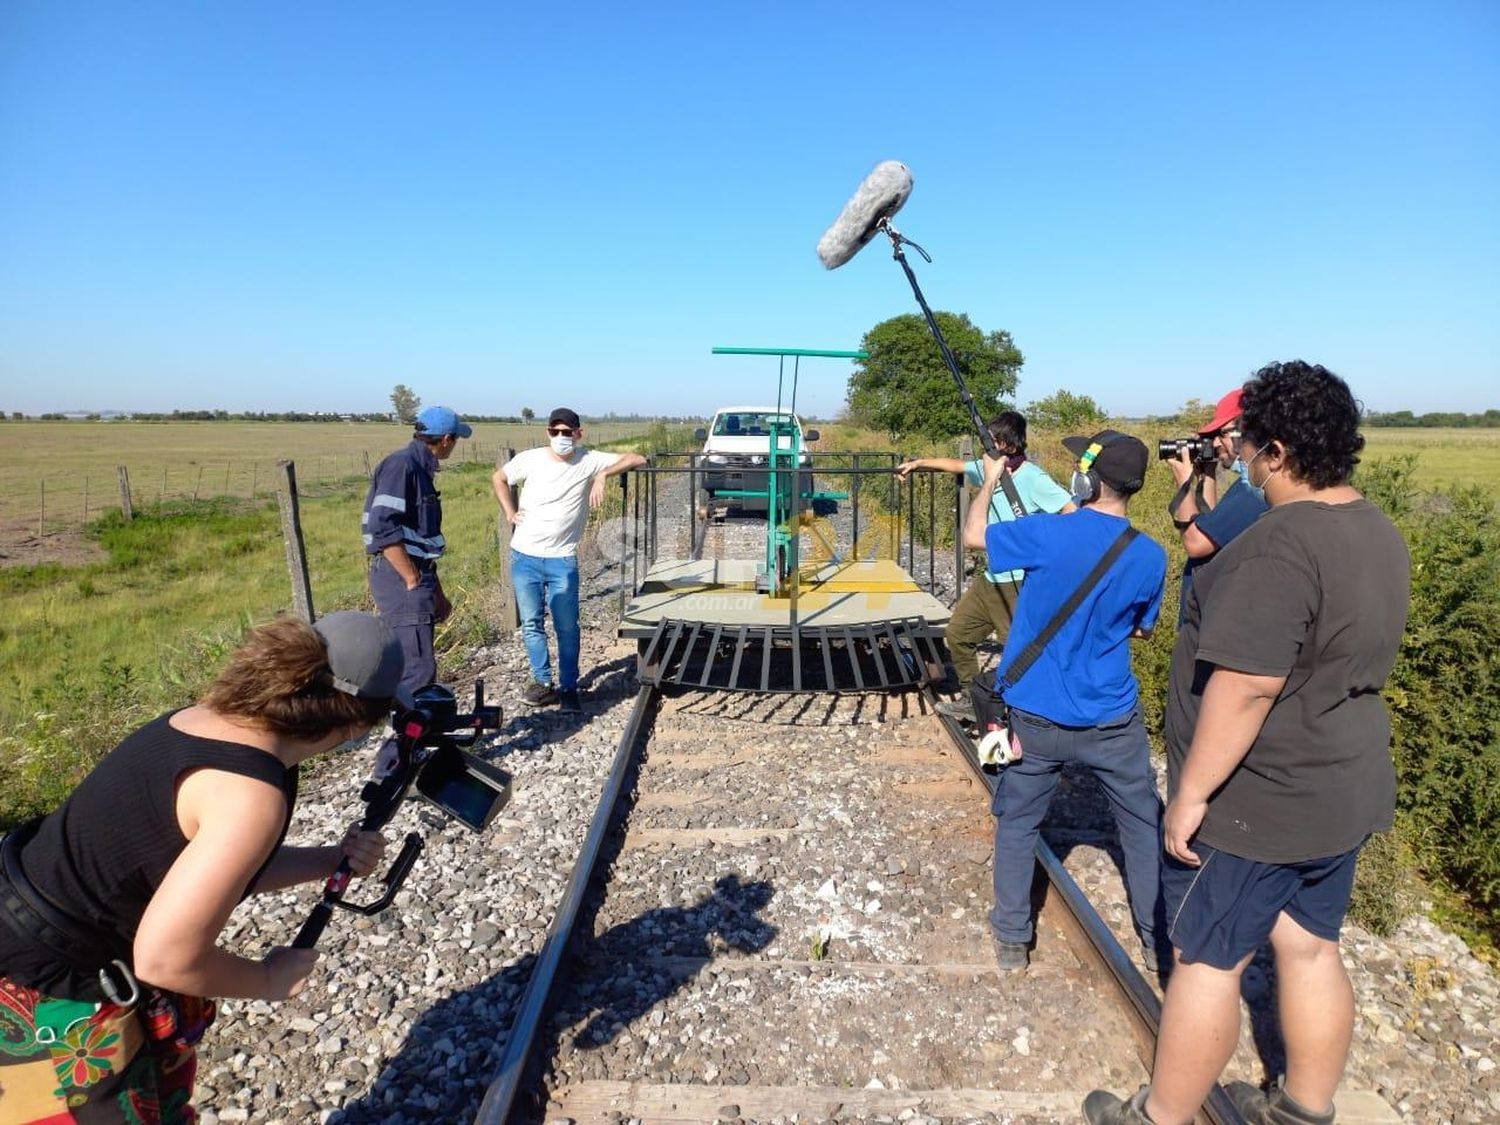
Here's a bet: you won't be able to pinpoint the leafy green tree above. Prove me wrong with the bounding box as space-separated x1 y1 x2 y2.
520 406 535 422
1024 389 1108 432
390 384 421 425
846 312 1022 442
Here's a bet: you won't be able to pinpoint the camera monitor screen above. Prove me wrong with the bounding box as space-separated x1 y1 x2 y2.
416 744 511 832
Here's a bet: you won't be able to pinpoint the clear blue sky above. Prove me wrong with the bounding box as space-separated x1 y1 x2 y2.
2 1 1496 420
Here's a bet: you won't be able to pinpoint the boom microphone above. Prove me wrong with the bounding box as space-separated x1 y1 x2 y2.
816 160 1002 459
816 161 913 269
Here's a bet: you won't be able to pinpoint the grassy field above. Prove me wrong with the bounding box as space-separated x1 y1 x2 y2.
1358 427 1500 495
0 419 700 541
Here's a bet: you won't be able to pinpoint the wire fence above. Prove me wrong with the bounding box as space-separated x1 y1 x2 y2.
3 439 527 543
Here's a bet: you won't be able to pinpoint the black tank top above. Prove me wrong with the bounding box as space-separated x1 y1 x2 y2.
1 711 298 992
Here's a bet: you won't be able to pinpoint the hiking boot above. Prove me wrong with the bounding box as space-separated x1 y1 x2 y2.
991 936 1029 972
1226 1081 1336 1125
935 696 977 724
1083 1087 1154 1124
522 681 558 708
558 689 582 715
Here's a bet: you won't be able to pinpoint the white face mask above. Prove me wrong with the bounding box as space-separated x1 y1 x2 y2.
550 434 576 456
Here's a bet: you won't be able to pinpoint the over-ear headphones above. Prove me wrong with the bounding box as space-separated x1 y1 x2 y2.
1071 437 1112 503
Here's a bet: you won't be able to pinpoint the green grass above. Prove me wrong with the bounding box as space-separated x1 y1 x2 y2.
0 419 697 534
1360 428 1500 497
0 462 506 826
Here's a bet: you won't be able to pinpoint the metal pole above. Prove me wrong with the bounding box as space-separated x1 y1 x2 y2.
83 475 89 523
851 453 861 558
649 460 658 564
37 480 44 538
955 435 971 604
631 466 641 597
927 463 936 594
618 473 629 613
688 453 697 560
906 453 914 571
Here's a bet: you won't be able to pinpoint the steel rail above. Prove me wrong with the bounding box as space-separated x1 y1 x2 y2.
474 685 660 1124
925 692 1248 1125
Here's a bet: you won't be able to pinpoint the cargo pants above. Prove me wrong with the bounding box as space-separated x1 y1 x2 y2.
368 553 438 694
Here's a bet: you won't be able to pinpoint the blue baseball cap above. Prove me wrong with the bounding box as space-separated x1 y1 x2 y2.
415 406 473 439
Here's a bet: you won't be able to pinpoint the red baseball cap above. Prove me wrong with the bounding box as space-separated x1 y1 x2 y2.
1199 389 1244 436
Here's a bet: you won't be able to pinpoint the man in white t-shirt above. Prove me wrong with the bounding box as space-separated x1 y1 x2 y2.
492 407 646 713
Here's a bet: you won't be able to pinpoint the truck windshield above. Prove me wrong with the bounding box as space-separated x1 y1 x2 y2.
712 412 796 437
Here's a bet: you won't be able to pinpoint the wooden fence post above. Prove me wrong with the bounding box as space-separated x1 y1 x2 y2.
37 481 45 538
275 460 316 623
83 475 90 523
117 466 134 522
362 451 372 479
495 447 519 630
955 435 972 602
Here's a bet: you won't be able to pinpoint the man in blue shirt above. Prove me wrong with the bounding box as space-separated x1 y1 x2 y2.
896 411 1074 722
963 429 1167 973
1167 388 1268 624
362 406 472 694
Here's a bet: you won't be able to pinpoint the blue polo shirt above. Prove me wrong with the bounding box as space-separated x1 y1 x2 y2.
985 508 1167 727
1178 478 1267 624
963 459 1074 583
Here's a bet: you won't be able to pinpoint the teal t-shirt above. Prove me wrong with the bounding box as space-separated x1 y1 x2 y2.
964 459 1074 583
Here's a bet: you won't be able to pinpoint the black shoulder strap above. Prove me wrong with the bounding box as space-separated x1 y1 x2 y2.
1168 476 1209 531
994 466 1028 520
998 526 1141 693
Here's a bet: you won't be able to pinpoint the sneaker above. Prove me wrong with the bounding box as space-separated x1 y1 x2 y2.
991 936 1029 972
1139 942 1161 975
522 681 558 708
935 696 977 724
1082 1087 1153 1124
558 689 582 714
1226 1080 1335 1125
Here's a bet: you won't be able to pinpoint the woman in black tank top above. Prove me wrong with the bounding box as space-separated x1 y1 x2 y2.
0 612 405 1124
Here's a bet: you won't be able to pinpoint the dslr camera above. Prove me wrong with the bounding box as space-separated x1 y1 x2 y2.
1157 436 1218 467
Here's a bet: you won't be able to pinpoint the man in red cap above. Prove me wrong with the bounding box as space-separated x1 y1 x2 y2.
1166 387 1268 624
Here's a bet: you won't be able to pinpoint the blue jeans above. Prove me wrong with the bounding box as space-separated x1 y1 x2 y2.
989 706 1165 951
512 550 581 691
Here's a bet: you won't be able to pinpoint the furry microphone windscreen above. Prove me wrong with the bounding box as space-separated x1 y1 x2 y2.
816 161 913 269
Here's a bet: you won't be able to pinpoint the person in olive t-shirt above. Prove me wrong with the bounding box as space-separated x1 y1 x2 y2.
1086 362 1410 1125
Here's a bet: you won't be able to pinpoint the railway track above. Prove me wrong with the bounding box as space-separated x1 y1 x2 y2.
471 676 1248 1125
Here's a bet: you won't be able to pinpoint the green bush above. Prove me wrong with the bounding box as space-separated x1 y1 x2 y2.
1362 456 1500 924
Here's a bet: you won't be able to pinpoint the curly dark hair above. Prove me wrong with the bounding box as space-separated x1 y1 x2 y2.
1239 361 1364 488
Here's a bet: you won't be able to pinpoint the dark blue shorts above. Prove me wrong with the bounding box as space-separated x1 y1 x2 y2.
1164 841 1363 970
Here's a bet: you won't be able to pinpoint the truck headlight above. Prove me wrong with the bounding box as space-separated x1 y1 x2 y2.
705 454 728 465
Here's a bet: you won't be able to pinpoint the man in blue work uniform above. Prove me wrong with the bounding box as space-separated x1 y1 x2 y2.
362 406 472 694
963 429 1168 974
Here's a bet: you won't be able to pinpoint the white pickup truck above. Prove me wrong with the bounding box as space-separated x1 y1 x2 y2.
695 406 819 511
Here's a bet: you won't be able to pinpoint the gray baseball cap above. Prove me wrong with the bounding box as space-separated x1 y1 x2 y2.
312 611 411 708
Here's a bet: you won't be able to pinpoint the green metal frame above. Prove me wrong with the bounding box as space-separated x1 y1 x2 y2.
710 346 866 598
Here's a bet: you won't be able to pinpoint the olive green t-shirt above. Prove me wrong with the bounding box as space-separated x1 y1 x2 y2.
1165 498 1410 863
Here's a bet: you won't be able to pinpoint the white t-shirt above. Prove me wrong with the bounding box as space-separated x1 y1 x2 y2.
503 446 620 558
